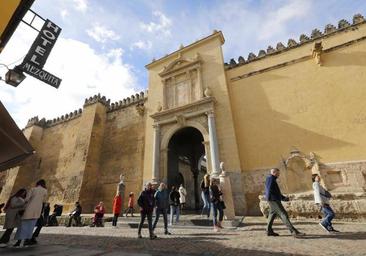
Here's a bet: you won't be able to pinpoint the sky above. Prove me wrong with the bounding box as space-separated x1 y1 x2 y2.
0 0 365 127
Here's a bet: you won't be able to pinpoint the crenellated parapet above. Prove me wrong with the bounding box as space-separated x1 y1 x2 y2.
225 13 365 69
25 116 46 128
45 108 83 127
84 93 111 107
24 91 148 129
107 91 147 113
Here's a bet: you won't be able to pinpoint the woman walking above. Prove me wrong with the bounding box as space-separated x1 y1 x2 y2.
210 178 224 232
14 180 47 247
0 188 27 247
200 174 211 218
178 184 187 213
112 192 122 227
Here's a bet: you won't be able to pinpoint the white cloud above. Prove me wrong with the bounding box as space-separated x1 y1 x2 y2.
86 23 121 43
0 23 136 128
73 0 88 13
131 40 153 51
258 0 312 40
60 9 69 19
140 11 172 36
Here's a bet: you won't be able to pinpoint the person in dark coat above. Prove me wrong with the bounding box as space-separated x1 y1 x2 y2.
43 203 50 226
152 183 171 235
67 202 82 227
137 182 157 239
169 186 180 225
265 168 305 238
210 178 224 231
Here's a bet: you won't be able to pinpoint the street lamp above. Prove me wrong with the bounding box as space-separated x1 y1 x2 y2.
5 66 26 87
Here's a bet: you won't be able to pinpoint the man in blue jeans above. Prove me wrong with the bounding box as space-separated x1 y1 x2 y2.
312 174 339 233
153 183 171 235
265 168 305 238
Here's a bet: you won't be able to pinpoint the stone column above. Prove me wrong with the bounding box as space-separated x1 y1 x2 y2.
152 124 160 182
206 111 220 177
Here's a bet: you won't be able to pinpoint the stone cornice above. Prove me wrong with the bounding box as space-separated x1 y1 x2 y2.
150 96 215 125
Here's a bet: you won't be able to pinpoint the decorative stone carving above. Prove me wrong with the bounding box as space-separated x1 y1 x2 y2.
311 28 322 39
338 19 351 29
238 56 245 64
258 50 266 57
157 102 163 112
159 54 203 110
276 42 286 50
204 87 212 97
247 52 256 61
353 14 365 24
266 46 275 54
312 41 323 66
229 58 237 68
299 34 310 43
287 39 297 47
175 115 186 127
117 174 125 196
324 24 337 34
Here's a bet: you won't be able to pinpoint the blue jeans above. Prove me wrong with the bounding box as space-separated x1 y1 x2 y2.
212 202 224 226
170 205 180 224
201 191 211 217
321 204 335 229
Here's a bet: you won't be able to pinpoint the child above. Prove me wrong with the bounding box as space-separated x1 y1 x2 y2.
312 174 339 233
124 192 134 217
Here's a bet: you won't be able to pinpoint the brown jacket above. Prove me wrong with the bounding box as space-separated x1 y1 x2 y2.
22 186 47 220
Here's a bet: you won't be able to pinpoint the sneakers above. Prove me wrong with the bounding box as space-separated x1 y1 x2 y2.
13 240 23 248
267 231 279 237
164 231 171 235
150 234 157 240
0 243 8 248
328 226 340 233
319 223 330 233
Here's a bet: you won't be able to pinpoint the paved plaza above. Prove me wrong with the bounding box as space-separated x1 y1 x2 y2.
0 216 365 256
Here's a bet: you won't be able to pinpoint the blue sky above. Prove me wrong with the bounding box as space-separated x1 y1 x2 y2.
0 0 365 127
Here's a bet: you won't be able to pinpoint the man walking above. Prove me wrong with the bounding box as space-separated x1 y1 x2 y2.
153 183 171 235
137 182 157 239
265 168 305 238
169 186 180 225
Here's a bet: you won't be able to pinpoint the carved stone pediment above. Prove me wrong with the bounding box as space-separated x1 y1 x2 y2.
159 54 204 111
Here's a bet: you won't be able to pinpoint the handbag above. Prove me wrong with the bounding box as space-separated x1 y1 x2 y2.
219 201 226 209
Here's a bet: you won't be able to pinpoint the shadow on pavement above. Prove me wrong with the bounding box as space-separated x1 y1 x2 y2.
0 233 311 256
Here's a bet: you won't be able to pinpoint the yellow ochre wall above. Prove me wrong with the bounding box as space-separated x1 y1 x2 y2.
227 22 366 172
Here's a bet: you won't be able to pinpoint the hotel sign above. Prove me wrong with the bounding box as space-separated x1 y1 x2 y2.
19 19 62 88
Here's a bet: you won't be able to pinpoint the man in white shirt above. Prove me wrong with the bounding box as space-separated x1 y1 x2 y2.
312 174 339 233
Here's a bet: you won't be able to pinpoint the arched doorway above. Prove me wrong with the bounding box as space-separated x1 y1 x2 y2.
167 127 206 210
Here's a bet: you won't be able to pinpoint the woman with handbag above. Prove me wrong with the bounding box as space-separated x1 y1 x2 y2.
312 174 339 233
209 178 224 231
0 188 27 247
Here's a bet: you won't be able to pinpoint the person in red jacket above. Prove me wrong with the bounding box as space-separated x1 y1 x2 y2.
91 202 105 227
112 192 122 227
124 192 135 217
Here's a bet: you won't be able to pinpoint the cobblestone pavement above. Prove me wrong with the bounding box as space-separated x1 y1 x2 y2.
1 217 366 256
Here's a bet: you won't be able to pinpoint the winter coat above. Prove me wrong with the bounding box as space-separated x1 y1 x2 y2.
264 175 286 202
169 190 180 206
155 189 169 209
137 189 155 214
112 195 122 214
23 186 47 220
179 186 187 204
3 197 25 229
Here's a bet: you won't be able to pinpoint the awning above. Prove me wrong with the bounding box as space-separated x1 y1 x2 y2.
0 101 34 171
